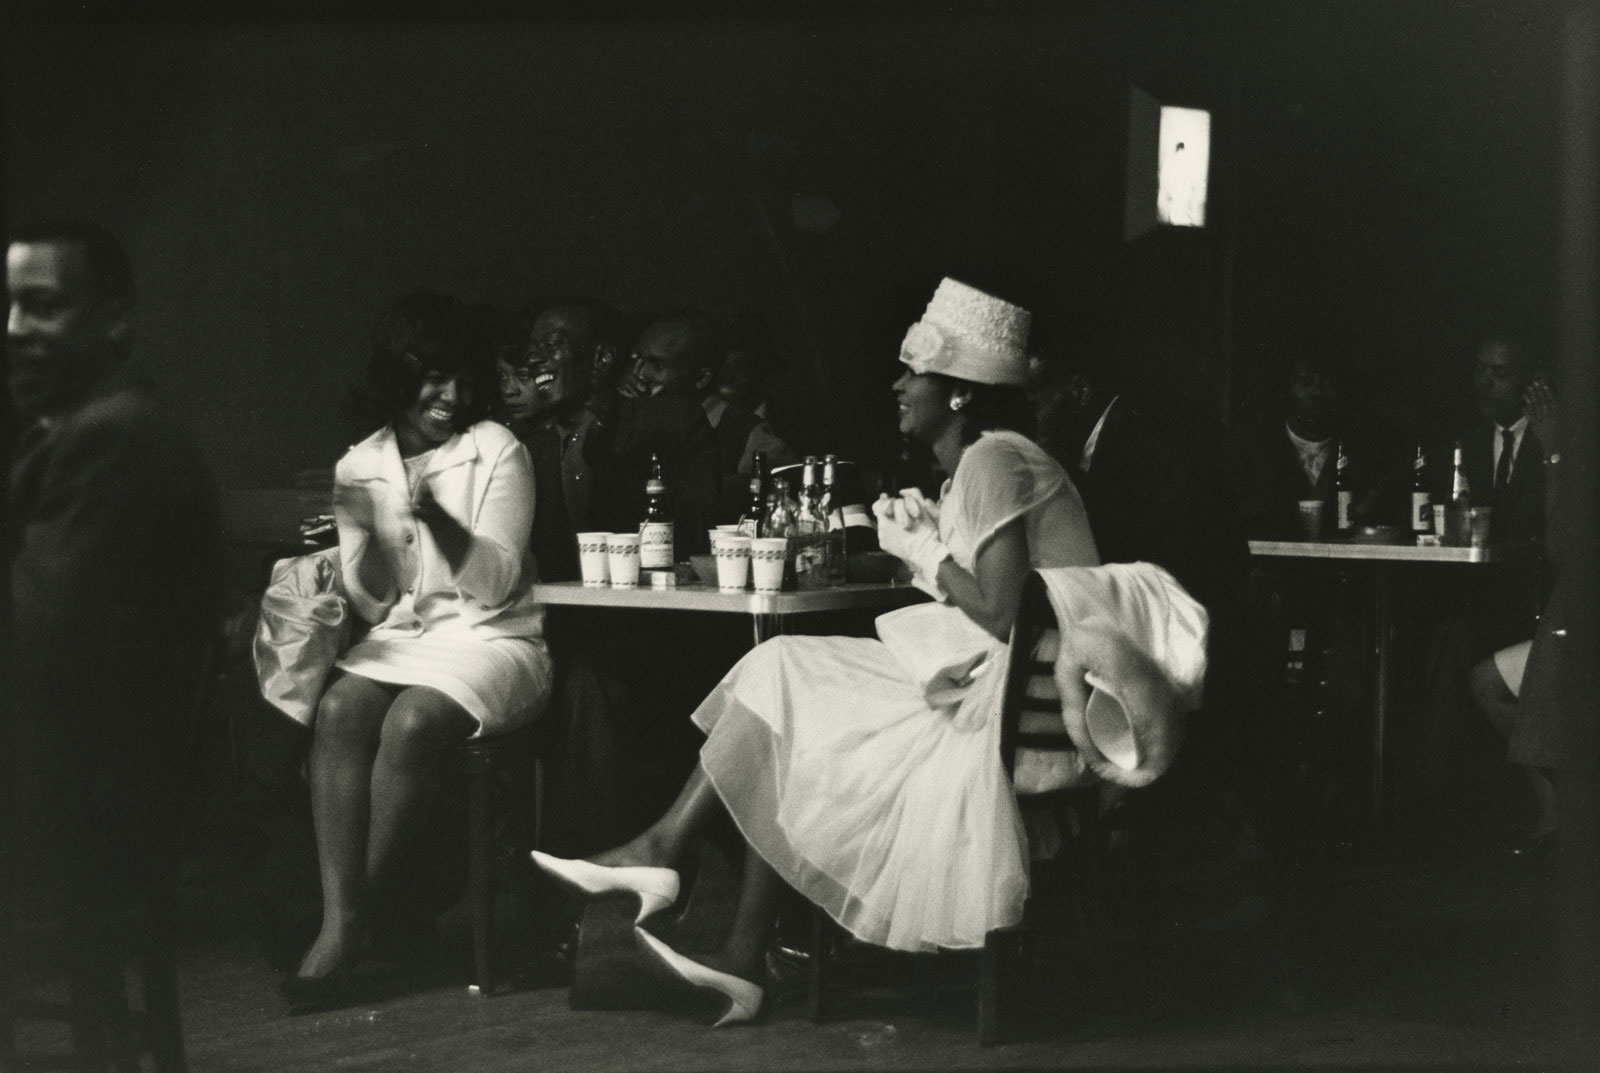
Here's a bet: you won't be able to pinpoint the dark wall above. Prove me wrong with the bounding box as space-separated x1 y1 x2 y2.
4 3 1570 488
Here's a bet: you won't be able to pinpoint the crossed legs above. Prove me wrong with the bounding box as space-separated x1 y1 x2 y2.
589 765 781 986
296 673 476 981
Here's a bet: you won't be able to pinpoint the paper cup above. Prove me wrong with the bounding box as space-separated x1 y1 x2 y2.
577 532 612 586
607 533 641 589
1296 498 1326 540
714 535 752 592
750 537 788 593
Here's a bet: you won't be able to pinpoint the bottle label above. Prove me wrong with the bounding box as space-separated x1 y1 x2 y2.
1336 490 1353 531
639 521 674 569
1412 492 1432 532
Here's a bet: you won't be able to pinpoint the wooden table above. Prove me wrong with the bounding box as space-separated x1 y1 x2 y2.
1248 538 1530 816
528 579 928 645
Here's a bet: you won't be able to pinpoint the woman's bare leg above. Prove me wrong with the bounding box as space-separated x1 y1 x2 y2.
366 686 476 890
297 673 393 979
589 763 721 869
699 845 783 984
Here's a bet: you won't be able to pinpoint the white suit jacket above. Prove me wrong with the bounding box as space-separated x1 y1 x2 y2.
335 420 544 641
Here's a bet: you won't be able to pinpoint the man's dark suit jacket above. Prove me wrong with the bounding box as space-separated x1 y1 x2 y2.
1458 420 1545 548
1453 420 1547 648
1241 422 1334 539
8 378 223 895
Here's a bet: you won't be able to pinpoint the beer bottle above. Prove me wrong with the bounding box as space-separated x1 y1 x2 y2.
736 450 768 539
1448 439 1471 545
821 454 848 584
763 476 798 588
793 456 830 589
1334 440 1354 533
1450 440 1471 508
639 452 675 576
1411 440 1433 534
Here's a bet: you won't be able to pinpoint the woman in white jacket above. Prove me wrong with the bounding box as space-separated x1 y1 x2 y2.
283 294 550 1012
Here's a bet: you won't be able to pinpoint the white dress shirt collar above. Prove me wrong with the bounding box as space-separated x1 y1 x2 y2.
1080 396 1119 474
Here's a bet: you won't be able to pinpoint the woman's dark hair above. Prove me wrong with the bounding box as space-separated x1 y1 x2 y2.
931 374 1036 445
348 292 492 433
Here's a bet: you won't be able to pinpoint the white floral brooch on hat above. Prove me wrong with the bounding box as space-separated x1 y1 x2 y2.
899 321 946 374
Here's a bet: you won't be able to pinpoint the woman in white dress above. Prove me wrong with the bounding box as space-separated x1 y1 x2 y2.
533 279 1098 1024
283 294 552 1012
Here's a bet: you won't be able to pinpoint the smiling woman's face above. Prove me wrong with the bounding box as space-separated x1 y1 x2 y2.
397 367 473 456
892 368 958 444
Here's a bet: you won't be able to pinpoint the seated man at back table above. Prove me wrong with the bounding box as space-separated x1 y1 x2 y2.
1413 335 1552 840
535 309 741 864
1028 314 1253 769
611 308 725 552
1238 348 1384 539
1447 335 1547 634
703 312 796 518
499 297 626 581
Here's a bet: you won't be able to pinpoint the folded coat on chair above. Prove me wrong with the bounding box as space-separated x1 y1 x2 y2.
1035 562 1209 788
253 546 350 726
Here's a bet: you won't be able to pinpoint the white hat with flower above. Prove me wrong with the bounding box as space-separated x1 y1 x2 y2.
899 277 1031 386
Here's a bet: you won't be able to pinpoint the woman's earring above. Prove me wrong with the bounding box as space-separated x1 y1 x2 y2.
949 396 967 412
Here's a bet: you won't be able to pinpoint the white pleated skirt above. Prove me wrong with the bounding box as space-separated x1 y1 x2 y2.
692 633 1028 953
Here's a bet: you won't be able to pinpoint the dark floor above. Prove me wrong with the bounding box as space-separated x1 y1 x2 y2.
11 747 1594 1073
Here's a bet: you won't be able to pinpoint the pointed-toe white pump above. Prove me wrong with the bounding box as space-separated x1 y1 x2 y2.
529 850 680 923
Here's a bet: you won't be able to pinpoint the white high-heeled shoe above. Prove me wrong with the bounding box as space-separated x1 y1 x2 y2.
529 850 680 923
636 929 764 1027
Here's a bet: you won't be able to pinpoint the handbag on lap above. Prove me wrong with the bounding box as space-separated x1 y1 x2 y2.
253 546 350 726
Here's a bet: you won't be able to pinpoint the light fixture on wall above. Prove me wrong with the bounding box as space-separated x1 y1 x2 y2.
1125 85 1212 240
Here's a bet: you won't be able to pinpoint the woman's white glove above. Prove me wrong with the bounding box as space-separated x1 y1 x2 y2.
873 492 952 599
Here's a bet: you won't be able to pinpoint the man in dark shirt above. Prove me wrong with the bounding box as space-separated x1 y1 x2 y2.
500 299 625 581
611 309 726 551
702 315 796 519
7 223 222 1048
1239 352 1384 539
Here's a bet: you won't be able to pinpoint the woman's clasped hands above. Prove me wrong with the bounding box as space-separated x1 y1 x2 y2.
412 485 471 570
873 488 952 593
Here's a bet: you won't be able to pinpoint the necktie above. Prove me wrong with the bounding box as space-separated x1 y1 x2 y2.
1494 429 1515 493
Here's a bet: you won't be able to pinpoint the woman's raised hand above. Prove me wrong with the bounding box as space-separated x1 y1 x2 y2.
1524 375 1561 458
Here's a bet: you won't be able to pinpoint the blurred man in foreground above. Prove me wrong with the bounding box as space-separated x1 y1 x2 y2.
7 222 222 1061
